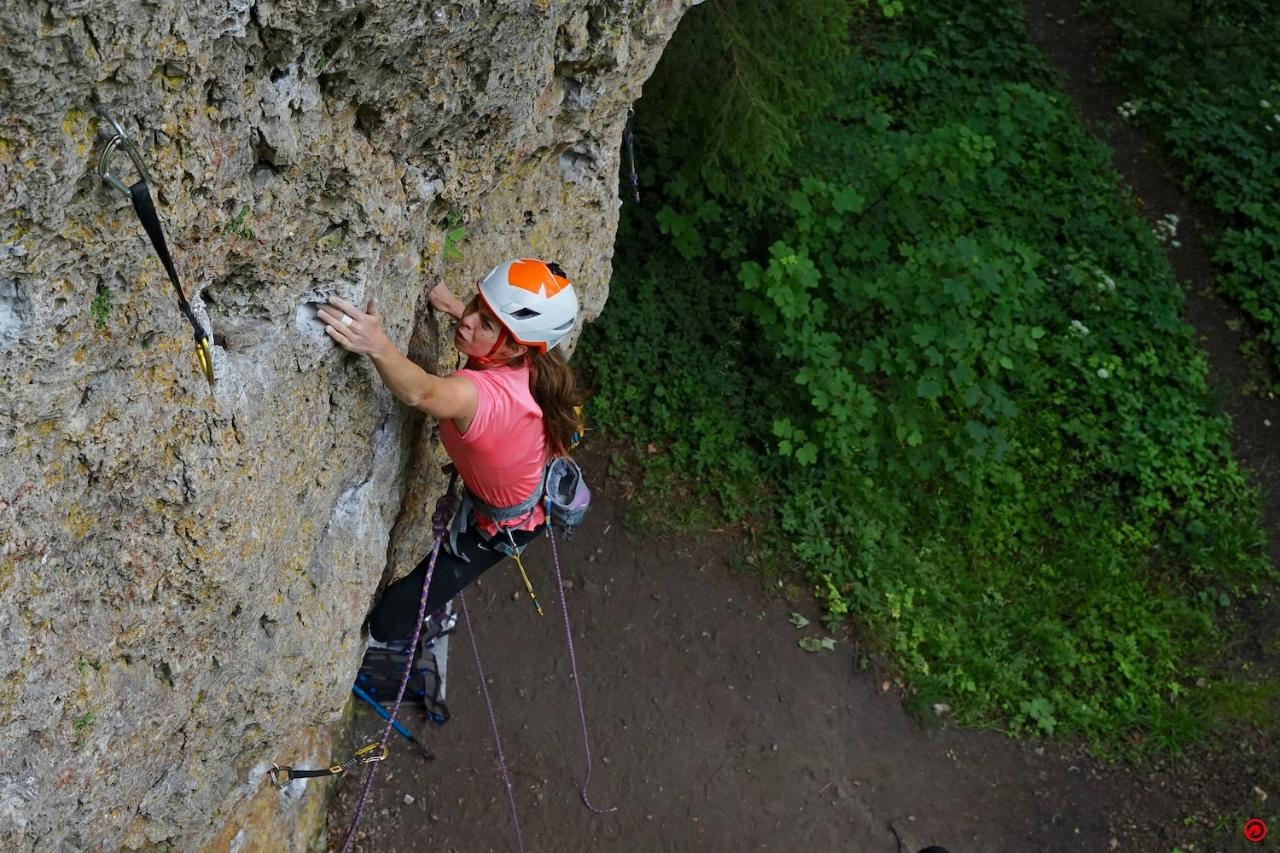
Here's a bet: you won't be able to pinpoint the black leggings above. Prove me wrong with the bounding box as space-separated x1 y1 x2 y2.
366 522 544 642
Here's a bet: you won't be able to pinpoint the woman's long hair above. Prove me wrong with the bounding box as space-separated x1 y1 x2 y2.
524 347 584 458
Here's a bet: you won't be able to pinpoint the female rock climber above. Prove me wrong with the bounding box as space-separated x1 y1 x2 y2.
317 258 584 642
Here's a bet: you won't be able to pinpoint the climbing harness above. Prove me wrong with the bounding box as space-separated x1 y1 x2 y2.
623 107 640 203
268 742 387 788
446 455 591 616
95 106 215 386
445 468 547 615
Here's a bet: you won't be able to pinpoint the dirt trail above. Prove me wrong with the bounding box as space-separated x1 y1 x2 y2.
1021 0 1280 559
325 443 1206 853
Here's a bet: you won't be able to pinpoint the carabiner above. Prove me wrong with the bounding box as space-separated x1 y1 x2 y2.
268 742 388 789
95 106 152 196
349 742 389 766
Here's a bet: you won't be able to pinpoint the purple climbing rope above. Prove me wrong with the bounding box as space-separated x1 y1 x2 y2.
338 489 458 853
459 591 526 853
546 526 617 815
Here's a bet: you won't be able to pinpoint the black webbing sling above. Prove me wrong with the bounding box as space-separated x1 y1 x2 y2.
96 106 214 385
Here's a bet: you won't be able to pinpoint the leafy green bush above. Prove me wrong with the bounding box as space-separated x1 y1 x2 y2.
582 248 775 523
584 0 1274 752
1083 0 1280 377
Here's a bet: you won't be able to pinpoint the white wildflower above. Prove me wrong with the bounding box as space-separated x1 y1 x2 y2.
1263 99 1273 109
1153 213 1180 245
1097 367 1110 379
1070 319 1090 336
1117 101 1139 119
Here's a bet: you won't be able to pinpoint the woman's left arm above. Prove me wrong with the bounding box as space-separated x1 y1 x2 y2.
319 296 477 420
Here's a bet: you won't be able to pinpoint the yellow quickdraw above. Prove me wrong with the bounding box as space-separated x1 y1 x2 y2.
504 528 544 617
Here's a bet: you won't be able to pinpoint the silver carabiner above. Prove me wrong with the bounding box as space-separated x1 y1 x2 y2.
95 106 152 196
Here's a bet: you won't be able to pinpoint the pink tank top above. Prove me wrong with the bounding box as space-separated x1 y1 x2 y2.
438 362 548 537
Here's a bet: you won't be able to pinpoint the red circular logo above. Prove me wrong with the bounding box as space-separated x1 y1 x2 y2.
1244 818 1268 843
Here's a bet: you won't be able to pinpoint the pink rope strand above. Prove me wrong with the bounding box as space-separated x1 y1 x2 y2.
459 590 526 853
338 491 456 853
547 527 617 815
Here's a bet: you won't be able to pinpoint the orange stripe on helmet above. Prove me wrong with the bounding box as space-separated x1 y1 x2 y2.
507 259 571 298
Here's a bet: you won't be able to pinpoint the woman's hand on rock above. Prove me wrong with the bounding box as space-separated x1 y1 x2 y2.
318 295 390 358
427 280 459 317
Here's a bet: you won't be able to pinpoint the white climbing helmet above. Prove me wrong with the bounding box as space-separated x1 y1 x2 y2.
476 258 579 353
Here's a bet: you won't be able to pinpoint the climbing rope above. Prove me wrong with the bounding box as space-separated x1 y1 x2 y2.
459 590 527 853
448 503 614 853
545 517 617 815
338 484 459 853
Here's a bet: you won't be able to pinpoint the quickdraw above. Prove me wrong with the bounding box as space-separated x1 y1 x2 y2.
503 528 545 617
268 741 387 788
95 105 215 386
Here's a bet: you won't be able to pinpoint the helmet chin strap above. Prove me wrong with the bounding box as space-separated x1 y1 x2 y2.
466 326 516 369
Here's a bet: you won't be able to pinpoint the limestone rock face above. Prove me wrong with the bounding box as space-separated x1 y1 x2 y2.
0 1 688 848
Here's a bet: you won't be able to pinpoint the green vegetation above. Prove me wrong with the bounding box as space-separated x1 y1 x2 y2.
75 658 100 678
90 286 112 329
227 203 255 239
72 710 96 742
582 0 1276 754
638 0 851 209
1083 0 1280 383
441 210 467 262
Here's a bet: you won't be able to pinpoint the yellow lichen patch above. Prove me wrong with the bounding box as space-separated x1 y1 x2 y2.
0 667 26 714
174 516 201 543
64 504 96 540
63 108 89 152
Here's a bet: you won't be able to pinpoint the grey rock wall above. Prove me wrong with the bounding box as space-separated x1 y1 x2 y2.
0 1 689 848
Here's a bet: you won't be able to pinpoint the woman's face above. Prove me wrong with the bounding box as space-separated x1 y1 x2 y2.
456 296 525 360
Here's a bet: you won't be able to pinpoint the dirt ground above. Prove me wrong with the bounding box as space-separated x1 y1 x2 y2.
325 443 1263 853
324 3 1280 851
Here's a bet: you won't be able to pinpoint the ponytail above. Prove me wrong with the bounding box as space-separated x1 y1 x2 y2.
523 348 584 458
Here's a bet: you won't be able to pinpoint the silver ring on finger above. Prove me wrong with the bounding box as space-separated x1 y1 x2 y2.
341 315 353 327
